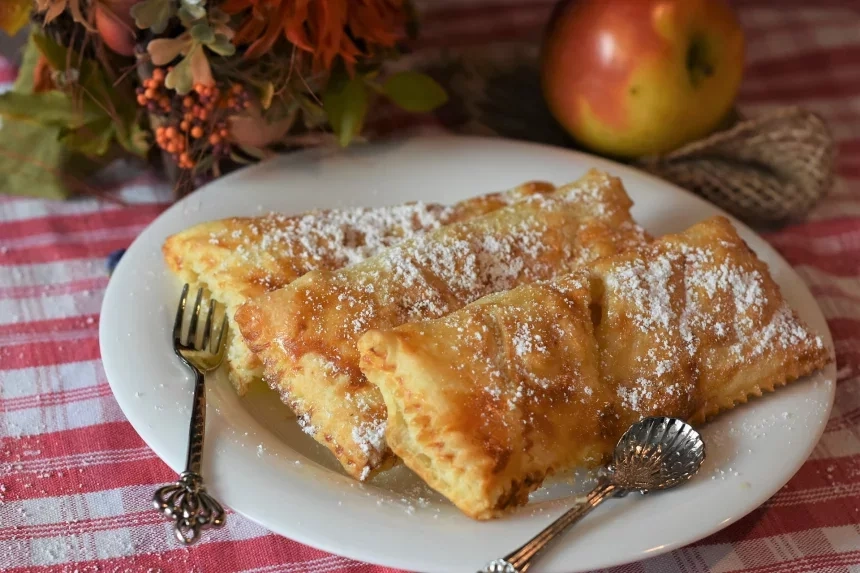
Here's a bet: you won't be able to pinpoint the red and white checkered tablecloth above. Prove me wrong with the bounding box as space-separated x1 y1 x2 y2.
2 1 860 572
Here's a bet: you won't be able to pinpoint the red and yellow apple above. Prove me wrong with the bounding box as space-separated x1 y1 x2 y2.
541 0 745 158
95 0 138 57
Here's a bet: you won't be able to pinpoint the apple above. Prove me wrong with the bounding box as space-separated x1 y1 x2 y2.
95 0 138 57
541 0 745 158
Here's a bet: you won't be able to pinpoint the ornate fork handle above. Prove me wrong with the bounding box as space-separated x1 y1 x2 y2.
184 367 207 476
153 367 225 544
480 477 622 573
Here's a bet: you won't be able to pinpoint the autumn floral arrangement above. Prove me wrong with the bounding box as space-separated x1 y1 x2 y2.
0 0 446 199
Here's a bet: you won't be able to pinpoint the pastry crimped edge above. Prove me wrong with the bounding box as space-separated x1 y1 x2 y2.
162 181 559 396
358 216 833 519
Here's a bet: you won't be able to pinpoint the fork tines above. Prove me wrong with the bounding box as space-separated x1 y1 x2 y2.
173 284 227 353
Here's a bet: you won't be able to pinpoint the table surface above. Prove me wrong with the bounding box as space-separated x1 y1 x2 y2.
2 2 860 572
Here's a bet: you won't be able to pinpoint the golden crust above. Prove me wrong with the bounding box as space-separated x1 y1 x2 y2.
162 180 556 395
359 275 616 519
235 169 649 480
358 216 831 519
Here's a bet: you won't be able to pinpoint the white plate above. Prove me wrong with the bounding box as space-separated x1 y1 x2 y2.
101 135 835 573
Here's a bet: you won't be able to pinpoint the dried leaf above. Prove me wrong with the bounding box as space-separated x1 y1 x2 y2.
208 7 229 25
228 111 295 148
130 0 174 33
43 0 66 24
382 71 448 113
68 0 94 31
148 37 189 65
189 44 214 86
0 0 31 35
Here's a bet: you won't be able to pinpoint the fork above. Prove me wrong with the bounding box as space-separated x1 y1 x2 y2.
153 284 228 544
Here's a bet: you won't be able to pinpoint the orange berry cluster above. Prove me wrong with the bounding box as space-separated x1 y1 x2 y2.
135 68 171 113
154 125 195 168
137 68 253 172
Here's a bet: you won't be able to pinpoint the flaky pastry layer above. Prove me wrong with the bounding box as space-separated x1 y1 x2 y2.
358 216 831 519
235 169 648 480
162 181 556 395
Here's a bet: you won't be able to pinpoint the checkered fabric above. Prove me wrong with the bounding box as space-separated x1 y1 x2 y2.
2 1 860 572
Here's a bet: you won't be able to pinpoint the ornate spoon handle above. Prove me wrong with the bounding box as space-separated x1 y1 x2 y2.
480 478 621 573
153 368 225 544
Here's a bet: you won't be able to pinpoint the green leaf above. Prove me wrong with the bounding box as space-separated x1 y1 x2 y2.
323 69 368 148
258 81 274 110
207 34 236 56
116 123 151 157
229 151 254 165
32 33 70 72
297 93 326 128
237 144 267 161
0 91 102 128
0 119 71 199
14 33 42 95
190 22 214 43
33 34 105 94
165 49 195 95
59 118 114 156
26 35 148 159
382 71 448 113
130 0 175 33
178 4 206 24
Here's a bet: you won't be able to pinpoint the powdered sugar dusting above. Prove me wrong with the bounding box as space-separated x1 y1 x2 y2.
604 234 826 418
206 202 457 286
296 412 317 437
379 217 556 321
617 378 654 411
352 418 388 471
513 322 548 356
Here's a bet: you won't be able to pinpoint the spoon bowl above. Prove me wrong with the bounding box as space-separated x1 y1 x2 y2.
611 416 706 492
480 417 705 573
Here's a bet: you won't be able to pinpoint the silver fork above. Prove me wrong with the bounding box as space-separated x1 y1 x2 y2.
153 284 228 544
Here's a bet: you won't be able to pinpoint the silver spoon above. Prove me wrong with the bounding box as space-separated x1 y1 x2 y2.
480 416 706 573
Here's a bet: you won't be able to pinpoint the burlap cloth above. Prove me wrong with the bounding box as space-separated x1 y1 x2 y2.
421 42 835 225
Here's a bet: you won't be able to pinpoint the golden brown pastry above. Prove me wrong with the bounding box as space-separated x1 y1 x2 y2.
358 216 831 519
162 180 556 395
235 169 648 480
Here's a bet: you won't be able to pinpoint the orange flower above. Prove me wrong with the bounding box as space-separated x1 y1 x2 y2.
221 0 407 70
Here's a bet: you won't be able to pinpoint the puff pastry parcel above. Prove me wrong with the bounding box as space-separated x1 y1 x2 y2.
358 216 831 519
235 169 648 480
162 180 555 395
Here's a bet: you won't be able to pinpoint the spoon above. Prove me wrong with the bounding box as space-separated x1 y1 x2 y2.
479 416 706 573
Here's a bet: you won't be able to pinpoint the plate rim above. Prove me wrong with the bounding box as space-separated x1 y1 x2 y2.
100 133 836 573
